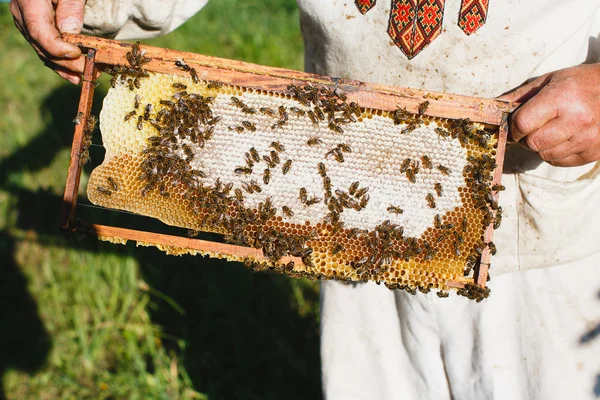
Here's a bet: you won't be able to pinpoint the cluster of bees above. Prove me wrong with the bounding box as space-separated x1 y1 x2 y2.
78 114 96 166
104 41 151 90
94 46 503 299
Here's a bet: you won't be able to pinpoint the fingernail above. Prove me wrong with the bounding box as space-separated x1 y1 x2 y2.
59 17 81 33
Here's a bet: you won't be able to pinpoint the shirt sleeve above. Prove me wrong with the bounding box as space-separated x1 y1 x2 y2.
82 0 208 40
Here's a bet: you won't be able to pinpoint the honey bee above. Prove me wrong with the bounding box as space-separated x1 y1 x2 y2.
437 165 450 175
234 166 253 175
72 111 84 125
493 208 503 230
229 126 245 133
420 155 432 169
317 162 327 177
282 159 292 175
344 181 358 196
437 128 453 143
190 68 199 84
234 188 244 202
436 291 449 298
387 205 404 214
263 168 271 184
426 193 436 208
271 121 286 130
434 214 442 228
243 106 257 114
352 187 367 199
137 115 143 130
242 182 255 194
359 196 369 210
406 169 416 183
282 206 294 217
172 82 187 89
96 186 112 196
175 59 190 71
338 143 352 153
299 187 308 203
263 155 276 168
331 243 346 255
143 103 153 120
207 80 223 89
231 97 244 107
250 147 260 162
289 107 305 117
488 242 497 255
187 229 200 238
270 141 285 152
328 122 344 133
434 183 443 197
260 107 277 117
249 180 262 193
241 121 256 131
418 101 430 115
124 110 136 121
307 110 318 125
305 196 321 206
314 106 325 121
270 150 280 164
492 184 506 191
392 107 411 125
307 136 322 146
453 241 461 256
436 231 449 243
106 177 119 191
400 159 411 173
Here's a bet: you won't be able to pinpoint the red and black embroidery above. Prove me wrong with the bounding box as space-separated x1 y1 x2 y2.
387 0 446 59
458 0 489 35
355 0 376 14
355 0 491 59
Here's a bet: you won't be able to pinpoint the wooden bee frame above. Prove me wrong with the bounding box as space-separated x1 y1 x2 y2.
60 33 516 290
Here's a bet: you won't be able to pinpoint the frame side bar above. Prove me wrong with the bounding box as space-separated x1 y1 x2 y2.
60 50 98 230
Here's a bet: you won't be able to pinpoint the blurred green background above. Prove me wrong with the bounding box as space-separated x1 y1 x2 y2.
0 1 322 399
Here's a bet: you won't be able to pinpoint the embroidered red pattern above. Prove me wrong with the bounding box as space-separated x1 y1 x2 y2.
355 0 376 15
355 0 490 58
387 0 446 59
458 0 489 35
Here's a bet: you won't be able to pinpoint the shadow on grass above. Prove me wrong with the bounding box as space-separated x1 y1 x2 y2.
0 230 51 400
0 84 322 399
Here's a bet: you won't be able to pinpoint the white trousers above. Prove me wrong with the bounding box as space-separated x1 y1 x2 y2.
321 253 600 400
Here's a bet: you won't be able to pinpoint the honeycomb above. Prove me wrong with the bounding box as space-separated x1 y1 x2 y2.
87 66 501 299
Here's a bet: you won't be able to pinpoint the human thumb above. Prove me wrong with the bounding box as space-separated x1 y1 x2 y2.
56 0 85 34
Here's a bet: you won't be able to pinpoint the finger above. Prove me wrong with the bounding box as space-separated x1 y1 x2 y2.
9 0 24 29
498 74 551 103
55 0 85 34
48 54 85 75
509 86 560 143
546 154 587 168
44 59 82 84
519 116 572 153
537 140 578 162
19 0 81 59
55 68 81 85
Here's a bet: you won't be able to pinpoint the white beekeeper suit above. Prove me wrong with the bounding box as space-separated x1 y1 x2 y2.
82 0 600 398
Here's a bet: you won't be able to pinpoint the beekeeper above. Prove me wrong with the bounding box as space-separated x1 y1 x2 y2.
10 0 600 398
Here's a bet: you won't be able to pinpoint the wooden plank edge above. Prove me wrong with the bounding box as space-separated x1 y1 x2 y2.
60 50 98 230
62 33 519 125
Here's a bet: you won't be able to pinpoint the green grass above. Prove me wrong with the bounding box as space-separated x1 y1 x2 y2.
0 2 320 399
